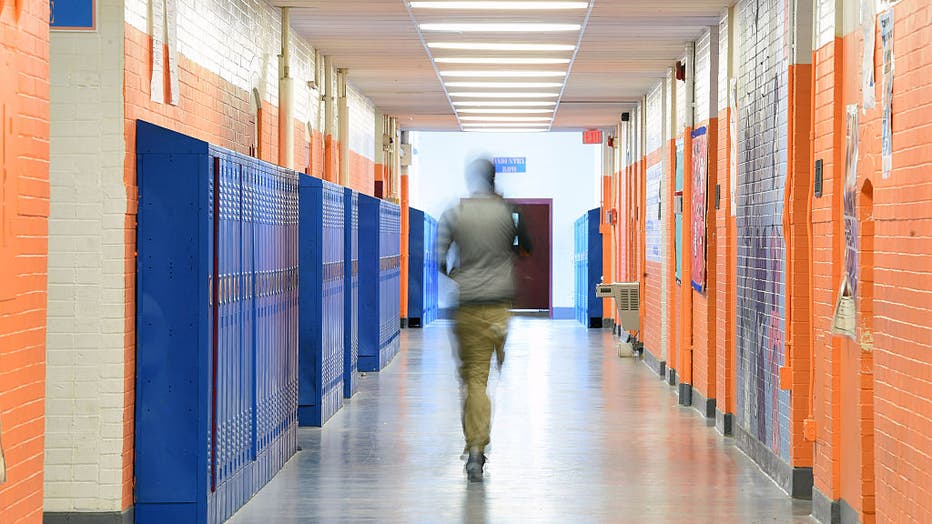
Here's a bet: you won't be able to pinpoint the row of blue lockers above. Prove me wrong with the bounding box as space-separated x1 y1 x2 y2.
574 208 603 328
407 208 439 328
134 121 401 524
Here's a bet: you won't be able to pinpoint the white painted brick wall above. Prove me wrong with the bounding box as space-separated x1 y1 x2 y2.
646 82 663 154
47 0 126 512
348 83 376 161
719 11 731 113
695 29 712 124
815 0 835 49
126 0 324 126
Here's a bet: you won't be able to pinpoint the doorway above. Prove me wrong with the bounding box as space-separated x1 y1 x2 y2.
507 199 552 312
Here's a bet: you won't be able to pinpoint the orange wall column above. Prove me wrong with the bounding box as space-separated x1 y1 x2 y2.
0 1 50 522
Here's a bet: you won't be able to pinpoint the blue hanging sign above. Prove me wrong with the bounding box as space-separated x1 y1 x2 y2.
50 1 96 31
494 157 526 174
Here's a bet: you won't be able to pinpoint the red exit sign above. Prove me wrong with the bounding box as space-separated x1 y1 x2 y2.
582 129 603 144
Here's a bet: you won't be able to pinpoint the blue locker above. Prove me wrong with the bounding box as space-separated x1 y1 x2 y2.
343 188 360 398
298 177 345 426
135 121 297 524
572 208 603 328
358 195 401 372
407 207 426 327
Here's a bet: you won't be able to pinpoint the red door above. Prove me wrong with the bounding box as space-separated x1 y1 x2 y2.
508 199 551 311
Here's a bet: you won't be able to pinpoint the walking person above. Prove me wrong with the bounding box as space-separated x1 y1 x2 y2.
438 157 532 482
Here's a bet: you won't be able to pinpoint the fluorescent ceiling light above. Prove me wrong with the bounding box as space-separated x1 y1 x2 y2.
445 81 563 88
449 92 559 98
464 128 550 133
428 42 575 51
457 108 554 114
421 23 580 32
436 57 571 64
460 116 552 122
440 70 566 78
462 123 551 128
411 2 588 10
453 100 556 107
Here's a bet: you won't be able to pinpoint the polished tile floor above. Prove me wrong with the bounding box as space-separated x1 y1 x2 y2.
228 318 813 524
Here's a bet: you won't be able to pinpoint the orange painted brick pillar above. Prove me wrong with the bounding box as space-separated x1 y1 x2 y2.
0 1 50 522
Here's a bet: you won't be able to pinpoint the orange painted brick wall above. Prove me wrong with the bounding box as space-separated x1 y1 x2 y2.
714 108 737 418
691 119 717 403
349 150 375 196
642 151 664 358
0 1 50 523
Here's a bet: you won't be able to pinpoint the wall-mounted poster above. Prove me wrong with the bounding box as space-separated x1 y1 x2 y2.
834 105 860 341
691 127 709 292
879 7 894 179
645 163 663 262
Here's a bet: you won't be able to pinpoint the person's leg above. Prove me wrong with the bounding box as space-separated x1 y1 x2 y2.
454 305 495 453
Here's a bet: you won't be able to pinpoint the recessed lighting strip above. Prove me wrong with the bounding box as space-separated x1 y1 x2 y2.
460 116 553 121
457 108 555 113
420 23 581 32
445 81 564 88
427 42 576 52
452 101 556 107
439 70 567 78
410 2 589 10
449 92 560 98
435 57 571 65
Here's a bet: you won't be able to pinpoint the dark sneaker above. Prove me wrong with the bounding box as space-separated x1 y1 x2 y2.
465 448 486 482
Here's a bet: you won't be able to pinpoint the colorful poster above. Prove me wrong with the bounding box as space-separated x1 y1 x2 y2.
674 139 684 282
844 105 860 302
645 163 663 262
150 0 165 104
879 8 894 178
691 127 709 292
862 0 877 110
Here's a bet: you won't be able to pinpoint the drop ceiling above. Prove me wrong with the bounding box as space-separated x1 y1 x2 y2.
272 1 731 131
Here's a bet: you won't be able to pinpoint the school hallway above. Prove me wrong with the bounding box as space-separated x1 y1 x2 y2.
228 318 813 524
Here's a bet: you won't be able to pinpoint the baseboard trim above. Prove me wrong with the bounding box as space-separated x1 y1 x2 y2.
812 487 840 523
603 318 614 330
642 347 666 378
691 388 716 418
45 509 134 524
735 425 813 499
715 409 734 436
840 497 860 524
668 368 677 387
677 382 693 406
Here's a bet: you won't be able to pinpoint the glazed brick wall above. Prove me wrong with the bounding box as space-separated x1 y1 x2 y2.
0 1 50 523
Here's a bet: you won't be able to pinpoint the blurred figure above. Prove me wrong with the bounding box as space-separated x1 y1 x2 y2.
438 157 532 482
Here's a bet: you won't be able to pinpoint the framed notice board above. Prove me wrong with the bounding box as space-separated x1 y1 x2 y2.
50 1 97 31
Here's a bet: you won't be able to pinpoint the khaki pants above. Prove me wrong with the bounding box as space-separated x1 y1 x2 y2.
454 303 510 452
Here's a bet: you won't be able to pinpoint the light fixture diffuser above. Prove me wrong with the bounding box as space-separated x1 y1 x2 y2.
420 23 580 32
453 101 556 107
449 92 559 98
456 108 554 114
440 70 566 78
411 2 588 9
460 116 552 122
445 81 564 88
435 57 572 65
427 42 576 51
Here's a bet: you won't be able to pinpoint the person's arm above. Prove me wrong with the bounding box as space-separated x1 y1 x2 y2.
437 207 456 275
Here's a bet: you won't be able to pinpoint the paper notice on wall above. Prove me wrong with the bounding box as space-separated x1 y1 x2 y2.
844 105 860 302
166 0 179 106
645 163 663 263
832 278 857 341
150 0 165 104
879 7 894 179
862 0 876 110
729 78 738 217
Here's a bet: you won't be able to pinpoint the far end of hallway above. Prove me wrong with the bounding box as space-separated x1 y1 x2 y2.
228 318 814 523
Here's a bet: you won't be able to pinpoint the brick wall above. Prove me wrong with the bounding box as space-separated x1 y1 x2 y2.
348 84 376 195
735 0 791 462
0 1 50 523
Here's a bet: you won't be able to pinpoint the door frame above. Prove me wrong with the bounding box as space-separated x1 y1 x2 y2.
506 198 553 316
